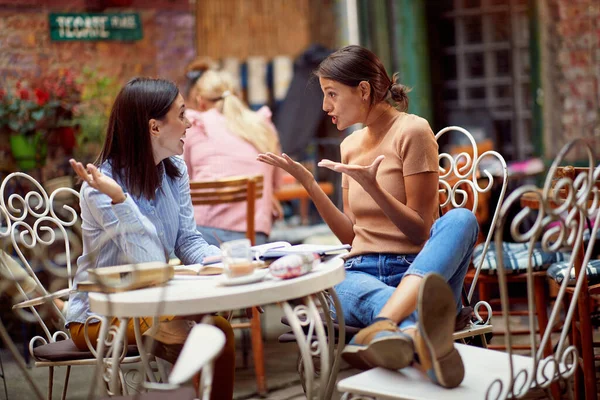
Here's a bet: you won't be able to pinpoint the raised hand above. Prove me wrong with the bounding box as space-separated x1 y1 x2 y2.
318 155 385 189
256 152 314 187
69 159 126 204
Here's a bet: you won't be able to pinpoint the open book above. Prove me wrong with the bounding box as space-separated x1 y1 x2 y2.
256 243 351 259
174 260 268 276
174 263 224 276
198 241 351 264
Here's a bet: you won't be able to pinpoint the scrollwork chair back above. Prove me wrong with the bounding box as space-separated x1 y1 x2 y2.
0 172 140 399
491 138 598 399
435 126 508 342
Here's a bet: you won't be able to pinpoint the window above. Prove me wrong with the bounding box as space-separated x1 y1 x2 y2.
428 0 532 161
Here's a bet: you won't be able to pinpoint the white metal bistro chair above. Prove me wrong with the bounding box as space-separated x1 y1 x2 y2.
99 321 226 400
278 126 508 397
337 138 598 399
0 172 141 399
435 126 507 345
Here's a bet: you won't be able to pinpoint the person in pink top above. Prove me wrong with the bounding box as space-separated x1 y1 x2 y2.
183 69 283 245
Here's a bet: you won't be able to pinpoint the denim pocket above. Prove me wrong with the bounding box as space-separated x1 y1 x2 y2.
396 254 417 266
344 256 362 270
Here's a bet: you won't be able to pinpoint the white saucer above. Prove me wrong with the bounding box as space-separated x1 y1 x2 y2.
219 269 269 286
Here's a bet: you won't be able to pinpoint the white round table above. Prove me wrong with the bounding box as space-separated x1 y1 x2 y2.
89 256 346 400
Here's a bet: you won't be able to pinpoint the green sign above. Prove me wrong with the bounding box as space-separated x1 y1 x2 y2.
49 13 143 41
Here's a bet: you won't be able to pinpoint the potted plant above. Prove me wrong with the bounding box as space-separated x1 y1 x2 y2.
47 69 82 153
0 80 60 170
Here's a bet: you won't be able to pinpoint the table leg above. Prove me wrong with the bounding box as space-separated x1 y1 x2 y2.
109 317 129 395
90 316 110 398
280 295 330 399
316 288 345 400
133 317 158 384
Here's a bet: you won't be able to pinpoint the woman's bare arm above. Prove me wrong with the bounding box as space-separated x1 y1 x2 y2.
366 172 438 244
257 152 355 244
319 157 437 245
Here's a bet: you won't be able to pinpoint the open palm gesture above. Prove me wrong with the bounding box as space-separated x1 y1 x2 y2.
69 159 126 203
318 155 385 189
256 152 314 186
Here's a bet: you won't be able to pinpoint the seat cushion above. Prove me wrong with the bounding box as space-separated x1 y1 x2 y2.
473 241 569 274
547 259 600 286
33 338 139 362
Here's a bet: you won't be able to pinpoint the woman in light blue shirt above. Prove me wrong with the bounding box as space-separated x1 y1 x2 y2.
67 77 234 399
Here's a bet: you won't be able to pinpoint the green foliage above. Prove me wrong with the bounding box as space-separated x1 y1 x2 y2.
0 70 82 135
72 68 120 147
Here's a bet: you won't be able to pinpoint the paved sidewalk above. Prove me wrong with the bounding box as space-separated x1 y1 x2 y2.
0 339 352 400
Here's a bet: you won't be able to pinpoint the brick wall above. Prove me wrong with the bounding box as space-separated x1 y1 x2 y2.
0 0 194 90
543 0 600 159
0 0 196 173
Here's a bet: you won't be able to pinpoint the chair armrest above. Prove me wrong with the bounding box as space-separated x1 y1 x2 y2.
12 288 73 309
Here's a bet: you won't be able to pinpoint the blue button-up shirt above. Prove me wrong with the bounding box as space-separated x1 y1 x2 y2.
66 157 220 325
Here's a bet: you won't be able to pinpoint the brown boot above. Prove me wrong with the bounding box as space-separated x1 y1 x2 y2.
342 318 414 371
413 274 465 388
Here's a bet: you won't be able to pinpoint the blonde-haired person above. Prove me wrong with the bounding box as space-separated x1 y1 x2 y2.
184 56 218 111
184 69 283 246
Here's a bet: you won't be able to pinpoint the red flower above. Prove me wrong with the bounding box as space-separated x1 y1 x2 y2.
34 88 50 106
0 88 5 99
18 88 30 100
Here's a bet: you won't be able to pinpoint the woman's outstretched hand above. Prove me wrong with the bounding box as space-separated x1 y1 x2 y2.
256 152 314 187
318 155 385 189
69 159 126 204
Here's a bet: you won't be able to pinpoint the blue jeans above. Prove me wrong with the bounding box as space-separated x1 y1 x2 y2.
332 208 479 331
196 226 268 247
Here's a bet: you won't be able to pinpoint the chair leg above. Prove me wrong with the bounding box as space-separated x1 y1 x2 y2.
533 277 560 400
48 366 54 400
242 326 250 369
533 277 553 358
61 366 70 400
478 334 488 348
572 311 584 400
250 307 267 395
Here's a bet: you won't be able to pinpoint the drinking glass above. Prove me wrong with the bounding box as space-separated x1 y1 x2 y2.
220 239 255 278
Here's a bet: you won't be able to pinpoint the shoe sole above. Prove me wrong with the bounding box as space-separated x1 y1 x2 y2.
416 274 465 388
342 334 414 371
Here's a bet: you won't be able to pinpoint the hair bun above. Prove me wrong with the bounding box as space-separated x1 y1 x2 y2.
389 82 411 111
185 56 217 75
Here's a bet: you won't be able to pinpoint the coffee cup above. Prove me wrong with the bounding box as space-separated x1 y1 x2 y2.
220 239 255 279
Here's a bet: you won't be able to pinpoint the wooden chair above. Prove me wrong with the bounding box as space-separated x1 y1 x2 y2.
0 172 141 400
337 138 597 399
189 174 267 395
543 164 600 399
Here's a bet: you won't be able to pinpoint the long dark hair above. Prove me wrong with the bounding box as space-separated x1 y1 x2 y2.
96 77 182 200
316 45 410 111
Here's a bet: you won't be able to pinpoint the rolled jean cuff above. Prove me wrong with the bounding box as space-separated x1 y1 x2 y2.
398 311 417 331
404 269 427 278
